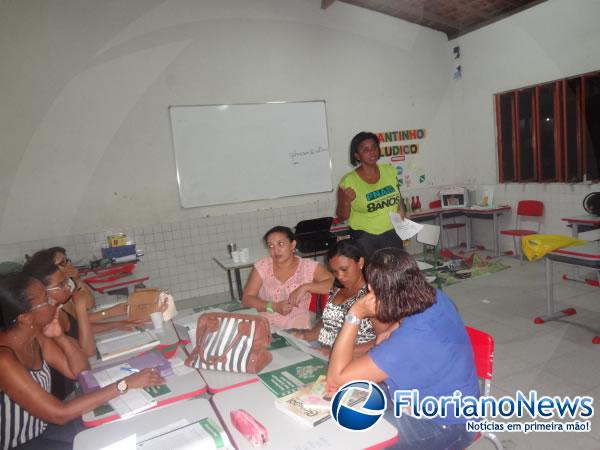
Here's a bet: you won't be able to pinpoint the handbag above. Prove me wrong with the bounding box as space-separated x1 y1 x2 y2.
185 312 272 373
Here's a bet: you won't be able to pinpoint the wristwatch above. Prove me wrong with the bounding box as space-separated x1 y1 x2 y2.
116 379 128 395
345 313 361 326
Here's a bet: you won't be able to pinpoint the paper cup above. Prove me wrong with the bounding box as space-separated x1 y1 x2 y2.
150 311 164 330
240 248 250 262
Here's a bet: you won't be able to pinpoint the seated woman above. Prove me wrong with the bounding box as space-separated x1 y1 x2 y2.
0 273 164 450
294 240 389 355
327 248 479 450
242 226 334 330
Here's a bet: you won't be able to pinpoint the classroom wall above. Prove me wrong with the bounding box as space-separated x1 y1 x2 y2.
450 0 600 249
0 0 454 299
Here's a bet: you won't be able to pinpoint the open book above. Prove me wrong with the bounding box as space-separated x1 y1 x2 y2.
96 329 160 362
275 375 367 427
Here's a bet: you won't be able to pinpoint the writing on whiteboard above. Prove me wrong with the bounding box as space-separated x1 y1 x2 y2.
289 147 328 165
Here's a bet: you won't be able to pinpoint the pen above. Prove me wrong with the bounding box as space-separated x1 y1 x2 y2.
120 367 140 373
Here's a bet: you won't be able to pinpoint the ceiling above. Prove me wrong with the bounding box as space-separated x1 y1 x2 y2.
321 0 547 39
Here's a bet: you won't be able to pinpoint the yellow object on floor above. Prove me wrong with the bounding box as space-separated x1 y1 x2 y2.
521 234 586 261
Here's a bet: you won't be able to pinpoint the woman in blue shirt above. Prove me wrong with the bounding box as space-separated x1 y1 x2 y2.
327 248 479 450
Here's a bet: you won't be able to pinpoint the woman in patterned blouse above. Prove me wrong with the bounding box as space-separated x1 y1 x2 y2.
294 240 391 356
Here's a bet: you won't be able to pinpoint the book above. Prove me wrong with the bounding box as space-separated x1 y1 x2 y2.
137 417 233 450
275 376 367 427
258 357 327 398
96 330 160 361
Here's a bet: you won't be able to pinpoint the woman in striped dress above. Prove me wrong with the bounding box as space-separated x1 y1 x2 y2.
0 273 165 449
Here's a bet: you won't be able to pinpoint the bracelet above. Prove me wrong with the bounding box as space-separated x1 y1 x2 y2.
266 301 273 313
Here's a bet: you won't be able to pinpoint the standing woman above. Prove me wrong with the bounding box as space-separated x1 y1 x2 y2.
242 226 334 330
0 274 164 449
327 248 479 450
336 131 405 259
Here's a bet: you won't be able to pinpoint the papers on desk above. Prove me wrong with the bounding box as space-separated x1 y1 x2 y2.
96 329 160 362
389 213 423 240
137 418 232 450
274 330 328 361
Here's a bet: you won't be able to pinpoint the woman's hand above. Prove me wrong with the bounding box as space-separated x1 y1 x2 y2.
125 368 165 389
43 307 65 338
274 301 293 316
287 285 308 306
339 187 356 204
62 263 81 281
349 291 378 319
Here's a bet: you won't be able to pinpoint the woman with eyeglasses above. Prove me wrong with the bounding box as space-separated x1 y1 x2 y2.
242 226 334 330
48 247 134 323
0 273 164 450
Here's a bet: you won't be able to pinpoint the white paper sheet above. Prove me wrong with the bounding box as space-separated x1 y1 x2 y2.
389 213 423 240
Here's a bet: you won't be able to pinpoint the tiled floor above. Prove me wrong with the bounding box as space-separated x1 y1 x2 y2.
175 254 600 449
446 255 600 450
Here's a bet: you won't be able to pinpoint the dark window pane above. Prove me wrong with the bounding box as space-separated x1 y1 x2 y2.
538 84 557 181
499 94 515 181
518 88 535 180
584 75 600 180
564 79 580 182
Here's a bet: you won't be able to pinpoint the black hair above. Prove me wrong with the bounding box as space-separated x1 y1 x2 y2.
327 239 364 262
22 248 60 286
365 247 436 322
349 131 380 166
263 226 295 244
0 273 37 329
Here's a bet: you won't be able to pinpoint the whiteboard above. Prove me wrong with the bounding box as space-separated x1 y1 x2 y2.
169 101 332 208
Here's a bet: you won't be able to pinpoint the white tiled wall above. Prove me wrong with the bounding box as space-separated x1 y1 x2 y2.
0 200 335 301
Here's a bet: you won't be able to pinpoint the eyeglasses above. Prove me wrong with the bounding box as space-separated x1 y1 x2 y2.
46 278 75 292
30 296 56 312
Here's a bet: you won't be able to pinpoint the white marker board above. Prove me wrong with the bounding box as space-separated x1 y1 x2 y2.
169 101 332 208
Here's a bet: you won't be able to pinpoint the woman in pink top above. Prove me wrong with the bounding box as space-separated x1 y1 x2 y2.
242 226 334 330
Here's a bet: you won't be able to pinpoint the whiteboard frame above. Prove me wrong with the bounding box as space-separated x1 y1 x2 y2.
168 100 332 209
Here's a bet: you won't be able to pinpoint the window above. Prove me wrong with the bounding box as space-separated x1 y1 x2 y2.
496 70 600 183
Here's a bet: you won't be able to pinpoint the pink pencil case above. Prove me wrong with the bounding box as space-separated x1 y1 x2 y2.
230 409 268 447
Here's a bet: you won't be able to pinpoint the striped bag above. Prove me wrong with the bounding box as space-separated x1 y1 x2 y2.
185 313 272 373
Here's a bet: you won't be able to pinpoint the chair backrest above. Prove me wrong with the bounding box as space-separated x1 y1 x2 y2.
416 224 441 247
517 200 544 217
429 200 442 209
465 326 494 381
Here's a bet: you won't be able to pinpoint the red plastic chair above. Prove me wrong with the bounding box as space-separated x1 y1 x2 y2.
465 326 503 450
430 200 466 249
500 200 544 260
309 293 328 319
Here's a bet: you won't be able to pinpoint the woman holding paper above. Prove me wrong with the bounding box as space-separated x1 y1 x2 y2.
0 273 165 450
335 131 405 259
242 226 333 330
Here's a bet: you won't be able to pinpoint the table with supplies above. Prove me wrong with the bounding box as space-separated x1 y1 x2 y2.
211 381 399 450
75 398 232 450
82 321 206 427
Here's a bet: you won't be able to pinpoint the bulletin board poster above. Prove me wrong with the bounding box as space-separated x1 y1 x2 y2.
375 129 426 189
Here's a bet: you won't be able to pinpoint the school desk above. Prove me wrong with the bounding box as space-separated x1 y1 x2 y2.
75 398 229 450
561 214 600 238
211 381 399 450
534 241 600 343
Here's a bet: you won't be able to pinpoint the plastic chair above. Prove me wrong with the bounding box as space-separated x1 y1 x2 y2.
500 200 544 260
309 293 328 319
430 200 466 249
465 326 504 450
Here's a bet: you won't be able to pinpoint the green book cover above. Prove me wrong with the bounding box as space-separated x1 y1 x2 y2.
258 357 327 398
